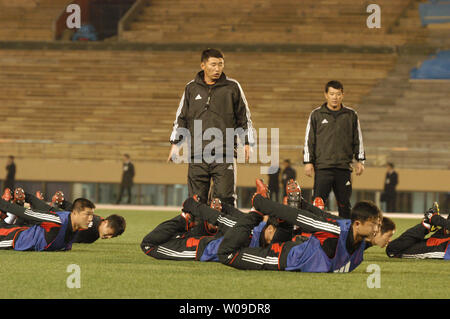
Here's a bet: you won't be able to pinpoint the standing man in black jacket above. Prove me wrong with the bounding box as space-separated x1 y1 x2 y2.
382 162 398 212
4 155 16 192
303 81 365 218
116 154 135 204
168 49 254 207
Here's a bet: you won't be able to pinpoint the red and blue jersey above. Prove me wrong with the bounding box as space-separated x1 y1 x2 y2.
286 219 365 273
14 211 76 251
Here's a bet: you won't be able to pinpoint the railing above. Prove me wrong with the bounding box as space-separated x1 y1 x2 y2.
118 0 147 40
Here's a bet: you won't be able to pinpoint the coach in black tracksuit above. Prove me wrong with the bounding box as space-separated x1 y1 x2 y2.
303 81 365 218
168 49 254 207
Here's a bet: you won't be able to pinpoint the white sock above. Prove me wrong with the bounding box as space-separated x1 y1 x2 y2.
4 213 17 224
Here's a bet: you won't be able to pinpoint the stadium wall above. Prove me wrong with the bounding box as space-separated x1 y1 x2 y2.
13 158 450 192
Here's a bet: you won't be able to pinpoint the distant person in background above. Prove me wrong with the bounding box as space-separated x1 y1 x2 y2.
281 159 296 198
72 24 98 41
4 156 16 191
116 154 135 204
382 162 398 212
268 165 280 202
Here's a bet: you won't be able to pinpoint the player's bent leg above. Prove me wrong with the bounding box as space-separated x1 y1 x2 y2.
217 211 264 264
386 223 428 258
24 192 53 212
0 198 61 225
221 203 246 219
141 236 199 261
0 224 28 250
141 215 190 249
391 240 447 259
219 245 281 271
182 197 238 235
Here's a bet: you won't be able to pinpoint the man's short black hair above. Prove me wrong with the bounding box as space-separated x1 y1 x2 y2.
325 80 344 93
387 162 394 168
8 155 14 160
259 216 279 248
123 154 130 159
284 159 291 165
350 200 382 224
105 214 126 237
380 217 396 234
71 198 96 212
201 48 224 62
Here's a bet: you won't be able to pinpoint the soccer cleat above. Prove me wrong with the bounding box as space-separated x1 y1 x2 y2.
422 202 440 232
286 179 301 209
313 197 325 210
255 178 269 199
421 219 435 232
180 211 196 231
423 202 440 232
181 195 202 229
424 202 439 222
51 191 64 207
210 198 222 211
2 188 12 202
35 191 44 201
13 188 25 206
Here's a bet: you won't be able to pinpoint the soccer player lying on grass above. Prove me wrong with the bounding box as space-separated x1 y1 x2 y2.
73 214 126 243
292 216 395 250
140 195 292 262
217 179 382 273
365 216 396 248
386 203 449 260
1 189 126 243
0 197 94 251
284 179 396 249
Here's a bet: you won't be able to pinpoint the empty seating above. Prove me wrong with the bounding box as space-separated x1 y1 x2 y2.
121 0 418 46
0 49 397 164
0 0 68 41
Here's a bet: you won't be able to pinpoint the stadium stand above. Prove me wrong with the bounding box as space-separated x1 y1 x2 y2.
360 52 450 170
419 0 450 25
0 0 69 41
120 0 419 46
0 49 397 164
411 50 450 78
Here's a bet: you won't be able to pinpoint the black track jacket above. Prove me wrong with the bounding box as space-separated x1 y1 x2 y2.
303 103 365 171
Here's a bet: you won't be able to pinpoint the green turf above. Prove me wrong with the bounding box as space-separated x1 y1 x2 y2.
0 210 448 299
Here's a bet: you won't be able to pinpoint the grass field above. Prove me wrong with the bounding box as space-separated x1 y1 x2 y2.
1 210 448 299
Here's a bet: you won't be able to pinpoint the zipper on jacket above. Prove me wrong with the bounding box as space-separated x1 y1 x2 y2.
197 87 212 118
205 87 212 109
